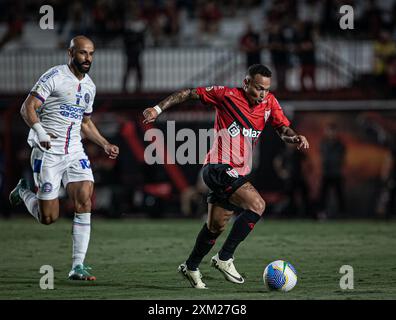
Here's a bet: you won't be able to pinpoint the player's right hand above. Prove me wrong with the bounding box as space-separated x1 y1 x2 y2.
39 133 57 150
142 107 159 124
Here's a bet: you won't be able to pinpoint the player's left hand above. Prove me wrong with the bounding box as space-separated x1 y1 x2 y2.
104 144 119 159
294 135 309 150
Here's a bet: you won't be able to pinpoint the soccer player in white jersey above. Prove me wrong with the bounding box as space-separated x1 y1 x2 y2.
9 36 119 281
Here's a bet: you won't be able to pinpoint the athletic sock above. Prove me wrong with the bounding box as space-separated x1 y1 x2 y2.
218 210 261 261
72 212 91 269
186 223 220 271
19 189 40 222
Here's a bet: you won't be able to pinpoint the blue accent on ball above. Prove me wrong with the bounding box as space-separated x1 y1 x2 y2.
287 262 297 275
266 265 286 290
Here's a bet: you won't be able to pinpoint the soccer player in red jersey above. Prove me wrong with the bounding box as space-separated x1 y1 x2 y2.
143 64 309 289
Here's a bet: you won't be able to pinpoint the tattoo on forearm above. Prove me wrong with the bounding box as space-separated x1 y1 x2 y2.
276 126 298 143
158 89 199 111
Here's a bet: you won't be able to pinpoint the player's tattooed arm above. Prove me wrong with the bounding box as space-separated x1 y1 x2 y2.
81 116 119 159
275 125 310 150
143 88 200 124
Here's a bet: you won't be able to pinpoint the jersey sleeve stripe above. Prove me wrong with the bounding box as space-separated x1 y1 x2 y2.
30 92 45 103
83 112 92 116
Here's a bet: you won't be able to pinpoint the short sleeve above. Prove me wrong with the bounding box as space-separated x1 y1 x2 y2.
30 68 59 103
269 96 291 128
196 86 227 106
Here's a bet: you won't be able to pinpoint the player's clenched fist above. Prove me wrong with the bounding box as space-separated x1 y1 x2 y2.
104 144 119 159
143 107 161 124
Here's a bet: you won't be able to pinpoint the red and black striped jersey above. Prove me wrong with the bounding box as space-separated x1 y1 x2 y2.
196 86 290 175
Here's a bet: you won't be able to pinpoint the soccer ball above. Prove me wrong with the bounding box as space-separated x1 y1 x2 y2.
263 260 298 292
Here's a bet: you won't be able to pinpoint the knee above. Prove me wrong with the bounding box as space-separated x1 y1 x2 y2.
248 198 266 216
208 221 226 234
39 214 58 225
75 197 92 213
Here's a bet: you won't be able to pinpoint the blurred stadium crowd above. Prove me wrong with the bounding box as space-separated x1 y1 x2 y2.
0 0 395 220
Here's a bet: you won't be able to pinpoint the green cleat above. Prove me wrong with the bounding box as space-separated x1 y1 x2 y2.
9 178 29 207
68 264 96 281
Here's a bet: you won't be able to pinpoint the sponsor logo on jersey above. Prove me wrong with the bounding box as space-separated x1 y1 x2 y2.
40 69 59 83
227 121 240 137
41 182 53 193
59 104 85 120
227 121 262 138
242 127 262 138
33 83 42 92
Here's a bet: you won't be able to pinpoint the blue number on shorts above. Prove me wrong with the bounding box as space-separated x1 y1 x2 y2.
79 159 91 169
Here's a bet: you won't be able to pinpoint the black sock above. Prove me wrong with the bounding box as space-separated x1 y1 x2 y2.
186 223 220 271
218 210 261 261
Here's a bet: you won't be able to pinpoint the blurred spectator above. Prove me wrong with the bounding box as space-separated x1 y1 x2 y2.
361 0 384 39
239 22 261 69
320 0 339 36
267 23 289 91
374 30 396 88
295 21 316 91
318 123 346 219
160 0 181 46
122 4 147 93
297 0 324 33
0 2 24 50
198 0 222 35
273 144 311 217
375 143 396 218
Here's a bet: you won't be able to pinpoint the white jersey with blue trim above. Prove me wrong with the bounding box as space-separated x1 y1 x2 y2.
27 64 96 155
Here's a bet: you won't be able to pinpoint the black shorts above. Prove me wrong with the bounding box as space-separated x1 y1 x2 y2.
202 164 248 212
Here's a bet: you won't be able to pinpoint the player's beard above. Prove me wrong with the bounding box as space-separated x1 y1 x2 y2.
72 58 91 74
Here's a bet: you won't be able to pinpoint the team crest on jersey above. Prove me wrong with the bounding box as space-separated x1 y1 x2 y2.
41 182 53 193
206 86 214 91
84 93 90 104
227 121 240 137
264 109 271 122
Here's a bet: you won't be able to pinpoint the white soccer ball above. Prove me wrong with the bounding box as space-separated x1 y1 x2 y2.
263 260 298 292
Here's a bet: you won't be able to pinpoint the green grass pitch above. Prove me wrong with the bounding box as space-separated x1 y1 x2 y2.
0 217 395 300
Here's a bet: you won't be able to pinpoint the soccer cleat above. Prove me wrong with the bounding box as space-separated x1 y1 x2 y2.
177 263 207 289
68 264 96 281
211 253 245 284
9 178 29 207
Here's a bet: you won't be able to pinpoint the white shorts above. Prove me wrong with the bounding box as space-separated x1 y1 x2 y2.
31 147 94 200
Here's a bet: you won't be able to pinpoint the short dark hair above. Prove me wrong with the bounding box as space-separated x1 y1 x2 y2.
247 64 272 78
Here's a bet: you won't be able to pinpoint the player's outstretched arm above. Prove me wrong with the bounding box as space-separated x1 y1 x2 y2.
275 125 309 150
142 88 200 124
81 116 119 159
20 93 54 150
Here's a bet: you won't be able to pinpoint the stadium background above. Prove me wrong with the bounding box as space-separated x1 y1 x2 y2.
0 0 396 221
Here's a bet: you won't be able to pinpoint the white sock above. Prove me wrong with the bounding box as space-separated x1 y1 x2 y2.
72 212 91 269
19 189 40 222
